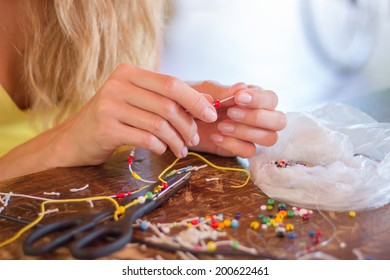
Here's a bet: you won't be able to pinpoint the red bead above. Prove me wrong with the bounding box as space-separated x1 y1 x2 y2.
302 213 310 220
214 99 221 108
128 156 133 165
116 193 125 199
162 182 168 189
210 220 219 229
191 219 199 225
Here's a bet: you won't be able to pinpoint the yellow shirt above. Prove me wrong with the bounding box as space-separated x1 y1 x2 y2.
0 84 40 156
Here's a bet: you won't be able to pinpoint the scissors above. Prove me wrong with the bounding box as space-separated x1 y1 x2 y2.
23 172 190 259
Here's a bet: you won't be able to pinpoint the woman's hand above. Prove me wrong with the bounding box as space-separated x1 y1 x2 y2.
190 81 287 158
52 64 218 167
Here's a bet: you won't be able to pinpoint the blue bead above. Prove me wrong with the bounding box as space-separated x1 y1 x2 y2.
234 213 242 219
140 220 149 231
308 230 316 237
231 219 239 228
288 232 296 239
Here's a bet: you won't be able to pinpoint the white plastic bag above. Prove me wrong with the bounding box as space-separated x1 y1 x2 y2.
249 103 390 211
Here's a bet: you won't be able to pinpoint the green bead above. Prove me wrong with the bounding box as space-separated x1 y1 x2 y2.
267 199 275 206
262 216 271 224
278 202 286 208
231 241 239 249
146 191 154 200
258 214 264 220
287 210 295 217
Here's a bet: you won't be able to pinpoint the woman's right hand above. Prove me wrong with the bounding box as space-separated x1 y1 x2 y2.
52 64 218 167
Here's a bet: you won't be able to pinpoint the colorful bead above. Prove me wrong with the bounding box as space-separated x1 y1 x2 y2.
140 220 149 231
278 203 286 208
262 216 271 224
285 223 294 231
207 241 217 251
214 99 221 108
287 210 294 217
231 241 239 249
137 196 146 204
217 214 224 221
210 220 219 229
162 181 168 189
223 219 231 227
145 191 153 200
191 219 199 225
258 214 264 220
278 210 287 217
132 172 141 180
302 213 310 220
234 213 242 219
218 222 225 229
349 211 356 217
308 230 316 237
128 156 133 165
250 221 260 230
260 205 267 211
287 232 296 239
267 205 273 211
267 199 275 205
231 219 239 228
261 224 268 230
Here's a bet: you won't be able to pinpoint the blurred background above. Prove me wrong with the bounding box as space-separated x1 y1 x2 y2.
161 0 390 113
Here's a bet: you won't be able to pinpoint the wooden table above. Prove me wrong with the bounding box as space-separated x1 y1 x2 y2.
1 92 390 260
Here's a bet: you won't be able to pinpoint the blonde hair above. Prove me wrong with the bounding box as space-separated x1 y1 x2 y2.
22 0 168 127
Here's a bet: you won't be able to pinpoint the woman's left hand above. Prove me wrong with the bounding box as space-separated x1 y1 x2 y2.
190 81 287 158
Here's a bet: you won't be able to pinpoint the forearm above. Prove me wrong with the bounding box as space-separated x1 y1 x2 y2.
0 129 62 181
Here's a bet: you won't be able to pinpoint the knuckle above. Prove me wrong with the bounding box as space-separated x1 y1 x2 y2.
161 99 180 117
162 75 182 94
151 115 169 134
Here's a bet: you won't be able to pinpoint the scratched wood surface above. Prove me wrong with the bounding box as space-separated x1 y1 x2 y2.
0 147 389 260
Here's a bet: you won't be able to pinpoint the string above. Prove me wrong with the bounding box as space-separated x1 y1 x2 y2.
158 152 250 188
0 196 120 249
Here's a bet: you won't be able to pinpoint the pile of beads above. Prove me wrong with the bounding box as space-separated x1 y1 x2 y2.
270 160 314 168
254 199 314 241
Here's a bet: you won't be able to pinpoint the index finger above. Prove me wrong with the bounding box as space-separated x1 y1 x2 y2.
114 64 218 123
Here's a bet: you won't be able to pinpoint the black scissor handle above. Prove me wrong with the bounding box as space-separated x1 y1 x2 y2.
71 173 190 259
23 210 112 256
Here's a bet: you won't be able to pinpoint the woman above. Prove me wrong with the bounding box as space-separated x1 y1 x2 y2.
0 0 286 181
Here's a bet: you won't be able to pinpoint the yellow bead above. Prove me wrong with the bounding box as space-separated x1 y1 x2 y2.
223 219 231 227
349 211 356 217
275 214 283 223
250 221 260 230
207 241 217 251
269 219 276 226
285 223 294 231
187 223 192 228
267 205 273 211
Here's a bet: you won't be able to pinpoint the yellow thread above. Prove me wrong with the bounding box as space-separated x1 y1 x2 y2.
158 152 250 188
132 172 141 180
113 206 126 221
0 196 120 249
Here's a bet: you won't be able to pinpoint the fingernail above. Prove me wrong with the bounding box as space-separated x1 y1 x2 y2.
203 106 218 122
191 133 200 146
210 133 224 143
218 122 235 133
237 92 252 104
179 146 188 158
227 107 245 120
